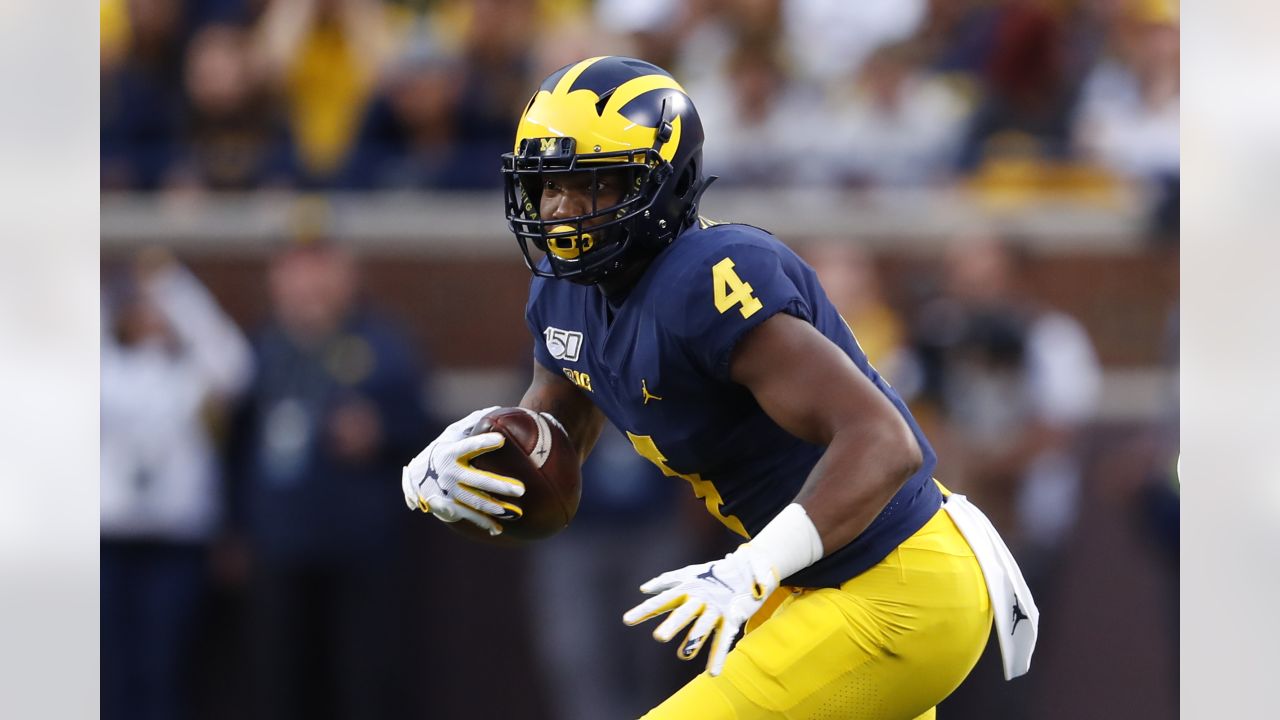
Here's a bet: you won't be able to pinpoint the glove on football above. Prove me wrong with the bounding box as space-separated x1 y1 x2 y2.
401 406 525 535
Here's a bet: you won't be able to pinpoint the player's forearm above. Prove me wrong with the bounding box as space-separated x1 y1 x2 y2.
793 420 923 555
518 382 603 463
549 404 604 464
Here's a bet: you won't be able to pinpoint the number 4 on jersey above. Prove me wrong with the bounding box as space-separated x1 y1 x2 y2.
712 257 763 319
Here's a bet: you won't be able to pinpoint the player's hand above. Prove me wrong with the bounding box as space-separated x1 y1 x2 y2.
622 544 780 676
401 406 525 535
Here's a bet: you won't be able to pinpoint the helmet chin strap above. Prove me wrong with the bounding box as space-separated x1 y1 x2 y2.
648 97 677 186
653 97 675 152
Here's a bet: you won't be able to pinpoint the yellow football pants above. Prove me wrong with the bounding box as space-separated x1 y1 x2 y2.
641 507 993 719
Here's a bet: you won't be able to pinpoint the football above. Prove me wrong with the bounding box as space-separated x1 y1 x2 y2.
449 406 582 544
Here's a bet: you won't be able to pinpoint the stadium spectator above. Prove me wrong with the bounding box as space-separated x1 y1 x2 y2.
169 23 299 191
340 40 503 189
591 0 688 72
251 0 401 186
101 249 254 720
693 39 822 186
101 0 186 190
915 0 1001 76
782 0 927 87
1072 2 1179 182
432 0 541 159
228 240 430 720
802 240 912 383
817 42 969 187
954 0 1077 171
668 0 786 94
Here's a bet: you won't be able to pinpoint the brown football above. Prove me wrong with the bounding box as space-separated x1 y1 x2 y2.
448 407 582 545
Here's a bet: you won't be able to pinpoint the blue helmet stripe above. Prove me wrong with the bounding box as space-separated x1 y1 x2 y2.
617 88 694 128
567 56 672 98
538 62 574 92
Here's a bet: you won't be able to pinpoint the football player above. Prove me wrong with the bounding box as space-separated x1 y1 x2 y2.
402 56 1038 719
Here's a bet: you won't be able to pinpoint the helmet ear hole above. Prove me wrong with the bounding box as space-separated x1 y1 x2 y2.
674 162 694 198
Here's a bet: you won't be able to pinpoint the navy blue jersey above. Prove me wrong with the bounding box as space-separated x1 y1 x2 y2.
525 222 942 587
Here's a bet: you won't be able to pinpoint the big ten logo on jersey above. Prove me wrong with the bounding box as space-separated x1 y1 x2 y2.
563 368 593 392
544 327 584 362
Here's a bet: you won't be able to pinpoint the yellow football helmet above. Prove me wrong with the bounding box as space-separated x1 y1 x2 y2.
502 56 712 284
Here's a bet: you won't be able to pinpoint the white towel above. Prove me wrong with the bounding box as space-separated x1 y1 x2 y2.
942 492 1040 680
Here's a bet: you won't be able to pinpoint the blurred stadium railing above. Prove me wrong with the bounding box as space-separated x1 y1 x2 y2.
103 187 1175 424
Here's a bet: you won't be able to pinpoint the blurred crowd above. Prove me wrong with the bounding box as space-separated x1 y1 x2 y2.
102 0 1179 204
102 243 433 720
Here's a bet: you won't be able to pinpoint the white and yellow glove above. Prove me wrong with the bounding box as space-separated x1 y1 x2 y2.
401 407 525 536
622 504 825 676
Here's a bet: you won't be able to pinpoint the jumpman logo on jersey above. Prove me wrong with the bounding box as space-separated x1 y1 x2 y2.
641 378 663 404
1011 597 1029 635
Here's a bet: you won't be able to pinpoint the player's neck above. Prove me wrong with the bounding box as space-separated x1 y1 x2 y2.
596 257 652 305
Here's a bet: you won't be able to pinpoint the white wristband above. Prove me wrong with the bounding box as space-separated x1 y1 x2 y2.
744 503 825 581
